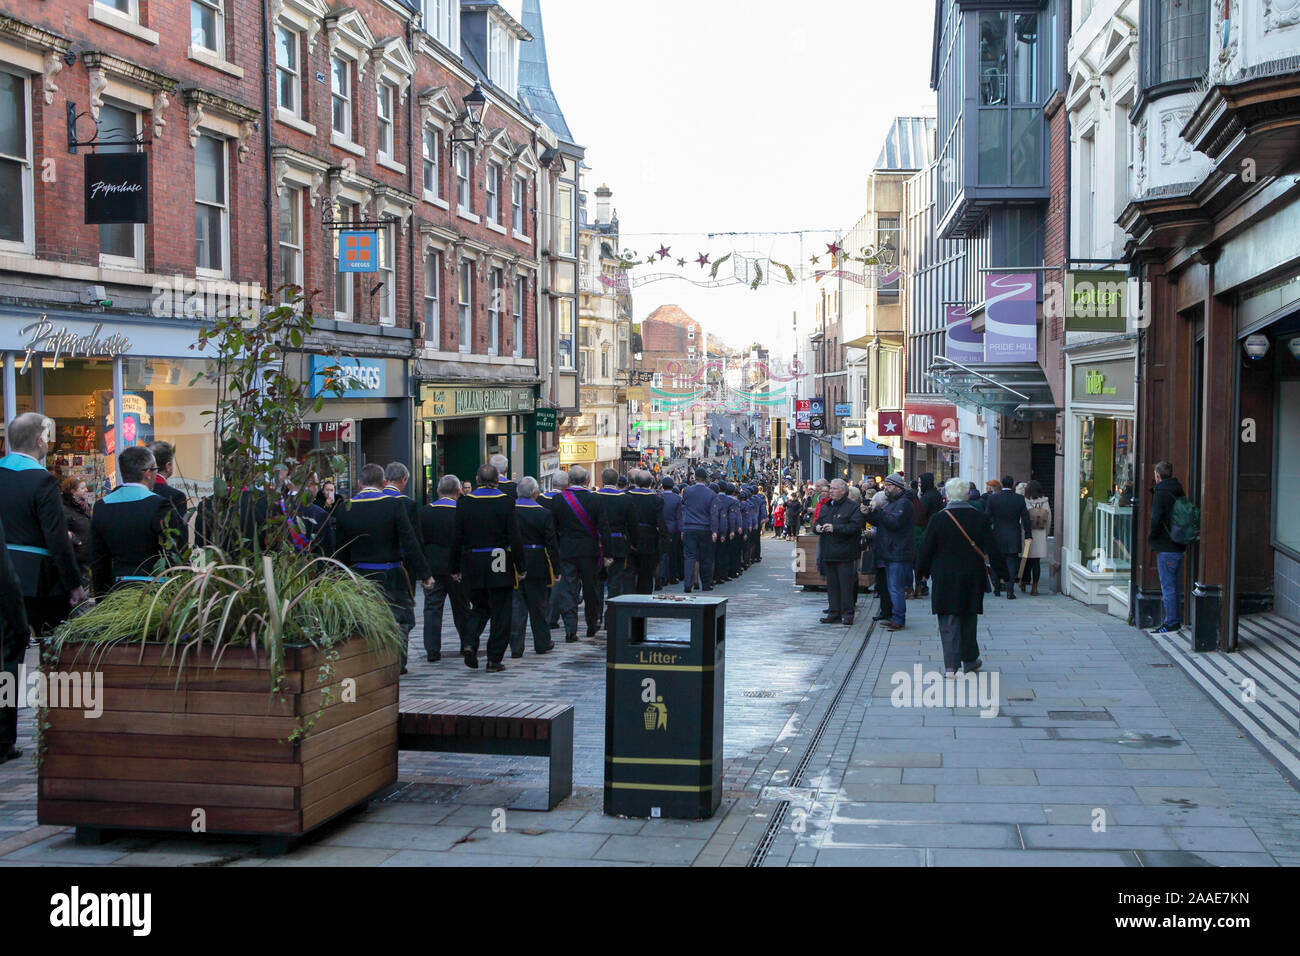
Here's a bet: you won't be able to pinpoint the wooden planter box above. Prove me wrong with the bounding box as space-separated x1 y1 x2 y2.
792 533 875 591
37 636 399 853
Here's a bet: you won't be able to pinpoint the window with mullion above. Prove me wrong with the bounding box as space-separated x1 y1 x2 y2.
458 258 472 351
377 81 394 159
279 186 302 303
513 275 525 357
486 162 501 223
378 226 395 326
194 134 228 276
1157 0 1209 85
331 56 352 139
422 127 440 197
424 250 441 346
191 0 224 55
0 69 31 249
276 25 300 115
333 201 355 319
456 147 471 211
488 267 502 354
511 176 525 233
97 102 143 267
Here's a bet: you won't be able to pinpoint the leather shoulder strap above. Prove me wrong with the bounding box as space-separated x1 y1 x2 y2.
945 509 988 563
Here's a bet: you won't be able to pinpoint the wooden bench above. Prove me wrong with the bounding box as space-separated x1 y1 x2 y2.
397 700 574 810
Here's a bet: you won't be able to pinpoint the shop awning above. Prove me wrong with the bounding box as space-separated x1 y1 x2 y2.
925 355 1058 422
830 436 891 461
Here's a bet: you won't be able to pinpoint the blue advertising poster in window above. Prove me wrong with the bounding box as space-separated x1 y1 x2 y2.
834 403 851 417
338 230 379 272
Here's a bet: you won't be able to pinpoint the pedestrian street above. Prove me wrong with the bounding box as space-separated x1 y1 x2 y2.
3 538 1298 868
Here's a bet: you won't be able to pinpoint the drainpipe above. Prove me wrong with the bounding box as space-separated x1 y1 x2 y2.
261 0 274 295
406 17 419 498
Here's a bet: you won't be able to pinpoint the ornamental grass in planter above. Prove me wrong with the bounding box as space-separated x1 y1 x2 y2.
36 297 405 851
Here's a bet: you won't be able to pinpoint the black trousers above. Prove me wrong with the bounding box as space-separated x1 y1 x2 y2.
825 560 857 618
1021 557 1041 585
423 574 469 658
559 557 601 635
463 586 513 663
633 554 659 594
510 577 551 654
606 556 629 600
25 595 71 641
875 565 893 618
671 533 684 580
1 624 25 746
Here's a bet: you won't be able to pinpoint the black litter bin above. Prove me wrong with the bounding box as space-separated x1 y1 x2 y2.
603 594 725 820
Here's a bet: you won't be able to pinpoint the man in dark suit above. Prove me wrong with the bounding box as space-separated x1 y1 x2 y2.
148 440 189 531
628 470 667 594
450 463 525 672
987 474 1031 600
0 413 87 637
596 467 636 599
543 470 570 629
490 454 518 500
278 472 333 555
552 465 609 642
89 446 180 595
0 515 31 762
510 476 559 657
420 474 468 662
383 462 422 646
334 463 432 672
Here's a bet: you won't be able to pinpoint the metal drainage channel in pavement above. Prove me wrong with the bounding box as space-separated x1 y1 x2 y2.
747 606 878 867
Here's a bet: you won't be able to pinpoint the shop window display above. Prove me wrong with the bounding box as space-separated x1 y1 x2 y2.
1078 415 1135 576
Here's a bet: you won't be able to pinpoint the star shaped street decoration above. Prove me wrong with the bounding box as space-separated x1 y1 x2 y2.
676 258 686 267
696 252 710 268
826 242 843 257
656 245 672 260
809 255 821 265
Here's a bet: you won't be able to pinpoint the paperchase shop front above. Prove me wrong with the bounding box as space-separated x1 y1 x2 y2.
0 309 218 501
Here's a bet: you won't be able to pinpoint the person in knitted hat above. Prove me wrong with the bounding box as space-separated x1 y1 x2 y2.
865 473 915 630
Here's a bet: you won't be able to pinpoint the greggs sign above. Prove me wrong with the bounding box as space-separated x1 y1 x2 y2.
903 402 959 449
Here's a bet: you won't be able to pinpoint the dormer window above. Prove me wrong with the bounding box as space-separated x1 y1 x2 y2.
487 18 519 98
423 0 460 52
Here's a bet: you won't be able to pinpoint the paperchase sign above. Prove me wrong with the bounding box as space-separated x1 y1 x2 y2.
84 153 149 225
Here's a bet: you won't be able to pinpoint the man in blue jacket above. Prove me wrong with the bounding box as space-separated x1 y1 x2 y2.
681 468 716 593
659 477 683 586
865 473 916 631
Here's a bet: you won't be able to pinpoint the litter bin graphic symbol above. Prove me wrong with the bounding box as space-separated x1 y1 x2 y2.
644 696 668 731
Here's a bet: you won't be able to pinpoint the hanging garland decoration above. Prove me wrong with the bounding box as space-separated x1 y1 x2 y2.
709 253 732 281
609 240 899 292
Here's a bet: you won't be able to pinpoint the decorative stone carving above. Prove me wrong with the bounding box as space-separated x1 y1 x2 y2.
307 19 323 53
274 159 289 197
1212 0 1240 82
1159 109 1193 165
187 103 205 147
152 90 169 140
42 51 62 106
237 120 255 162
1265 0 1300 32
1135 117 1148 195
310 171 324 207
87 68 108 121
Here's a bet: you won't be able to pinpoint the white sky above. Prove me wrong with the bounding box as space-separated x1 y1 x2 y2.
500 0 938 356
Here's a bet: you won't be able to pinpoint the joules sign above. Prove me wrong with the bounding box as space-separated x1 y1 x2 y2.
19 318 133 374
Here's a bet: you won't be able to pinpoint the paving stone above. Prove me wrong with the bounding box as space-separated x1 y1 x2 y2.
1020 825 1178 851
978 769 1037 785
826 822 1020 849
448 828 609 859
813 847 927 866
840 783 935 803
380 850 539 867
319 822 475 852
925 848 1141 866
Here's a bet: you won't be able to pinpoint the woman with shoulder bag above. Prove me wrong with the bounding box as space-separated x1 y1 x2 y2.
915 478 1006 678
1022 480 1050 595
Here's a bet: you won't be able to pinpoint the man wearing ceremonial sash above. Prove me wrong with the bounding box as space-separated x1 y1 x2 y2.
510 477 560 657
0 414 86 637
551 466 609 643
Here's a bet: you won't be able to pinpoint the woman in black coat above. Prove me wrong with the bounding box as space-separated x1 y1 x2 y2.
61 476 93 590
784 494 803 540
915 478 1005 677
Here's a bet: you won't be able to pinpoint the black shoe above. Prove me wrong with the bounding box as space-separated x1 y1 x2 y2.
400 665 409 675
872 613 888 621
463 649 479 669
1007 590 1016 600
486 661 506 673
0 745 20 764
684 586 693 594
702 585 714 591
510 651 524 659
819 614 842 624
963 658 983 673
565 633 579 643
587 627 600 638
842 615 854 626
426 653 441 663
994 585 1003 597
535 643 555 654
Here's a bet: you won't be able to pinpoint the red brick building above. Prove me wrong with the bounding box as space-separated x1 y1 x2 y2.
0 0 575 502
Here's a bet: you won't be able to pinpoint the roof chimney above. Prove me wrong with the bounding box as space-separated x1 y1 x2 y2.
596 184 612 227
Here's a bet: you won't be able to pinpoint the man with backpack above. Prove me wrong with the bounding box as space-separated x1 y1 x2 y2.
1149 460 1196 633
